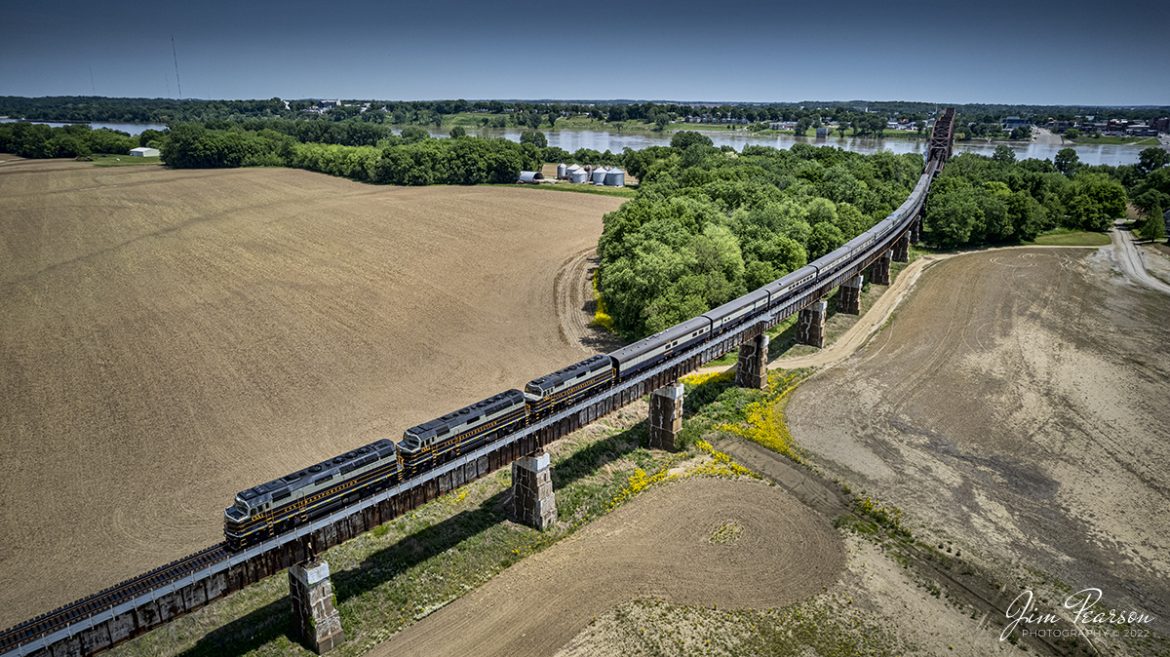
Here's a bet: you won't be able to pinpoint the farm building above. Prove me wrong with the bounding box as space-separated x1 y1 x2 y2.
129 147 160 157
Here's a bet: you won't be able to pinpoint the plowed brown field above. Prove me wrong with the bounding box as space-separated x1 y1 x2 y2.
0 160 623 626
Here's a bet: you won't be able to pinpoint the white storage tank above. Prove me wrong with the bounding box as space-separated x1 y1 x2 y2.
604 169 625 187
556 163 568 179
591 166 608 184
569 169 589 183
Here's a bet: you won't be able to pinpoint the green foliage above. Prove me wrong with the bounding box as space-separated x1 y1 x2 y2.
448 125 467 139
160 123 538 185
399 126 430 143
1139 209 1166 241
0 121 137 158
1055 147 1080 176
519 129 547 149
1138 147 1170 175
161 123 294 168
921 151 1127 248
1065 173 1127 231
597 140 921 337
669 131 714 150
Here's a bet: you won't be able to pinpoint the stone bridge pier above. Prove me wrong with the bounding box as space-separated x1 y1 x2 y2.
649 382 684 450
796 299 827 348
510 451 557 530
838 274 863 315
289 560 344 654
868 250 892 285
892 233 910 262
734 329 770 390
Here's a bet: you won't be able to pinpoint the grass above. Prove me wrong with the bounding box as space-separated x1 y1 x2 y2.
86 154 161 167
1031 228 1111 246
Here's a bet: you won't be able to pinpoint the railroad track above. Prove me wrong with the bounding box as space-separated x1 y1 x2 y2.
0 544 228 653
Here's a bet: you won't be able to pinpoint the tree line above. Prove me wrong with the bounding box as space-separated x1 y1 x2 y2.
922 145 1168 248
0 121 141 158
3 95 1165 130
160 124 542 185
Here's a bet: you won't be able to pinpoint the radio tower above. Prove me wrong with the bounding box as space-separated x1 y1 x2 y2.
171 35 184 99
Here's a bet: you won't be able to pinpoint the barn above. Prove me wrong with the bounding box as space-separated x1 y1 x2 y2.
129 146 160 157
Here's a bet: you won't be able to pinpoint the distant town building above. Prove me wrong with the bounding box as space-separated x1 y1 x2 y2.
1002 116 1031 130
129 147 159 157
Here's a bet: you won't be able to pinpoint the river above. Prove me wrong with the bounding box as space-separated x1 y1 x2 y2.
436 127 1151 167
1 118 1152 166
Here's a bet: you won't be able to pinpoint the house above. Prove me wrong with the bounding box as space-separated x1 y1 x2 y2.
1002 116 1031 130
129 146 160 157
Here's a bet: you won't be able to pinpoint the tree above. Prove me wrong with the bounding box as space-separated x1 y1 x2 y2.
1139 204 1166 242
654 113 670 131
1064 173 1127 231
1138 147 1170 175
400 126 430 143
925 185 983 247
520 129 547 149
1064 128 1080 140
670 131 713 149
1054 148 1079 176
992 145 1016 164
449 126 467 139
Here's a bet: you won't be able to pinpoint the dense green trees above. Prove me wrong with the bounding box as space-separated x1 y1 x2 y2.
520 130 547 149
0 122 137 158
159 123 540 185
596 140 922 337
921 152 1129 248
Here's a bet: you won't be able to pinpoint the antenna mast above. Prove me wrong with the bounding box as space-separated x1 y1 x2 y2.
171 35 184 99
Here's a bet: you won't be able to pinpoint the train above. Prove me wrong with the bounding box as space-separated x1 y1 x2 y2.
223 157 943 551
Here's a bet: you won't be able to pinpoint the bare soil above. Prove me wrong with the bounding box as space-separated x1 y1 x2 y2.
787 249 1170 646
370 477 845 657
0 160 624 626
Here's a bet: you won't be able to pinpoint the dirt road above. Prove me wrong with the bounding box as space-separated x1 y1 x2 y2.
0 161 623 626
787 248 1170 636
370 477 844 657
1109 221 1170 295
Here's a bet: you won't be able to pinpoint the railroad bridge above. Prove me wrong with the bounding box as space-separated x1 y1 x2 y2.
0 108 957 657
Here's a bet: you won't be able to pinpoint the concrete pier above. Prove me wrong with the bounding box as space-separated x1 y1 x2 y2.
510 451 557 530
796 300 828 348
892 233 910 262
838 274 863 315
648 382 684 450
289 560 344 654
910 215 922 244
868 250 892 285
734 331 769 390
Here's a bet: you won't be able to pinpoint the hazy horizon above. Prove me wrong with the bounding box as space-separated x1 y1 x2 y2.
2 0 1168 106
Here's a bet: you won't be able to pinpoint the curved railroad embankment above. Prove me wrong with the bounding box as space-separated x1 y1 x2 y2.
369 477 844 657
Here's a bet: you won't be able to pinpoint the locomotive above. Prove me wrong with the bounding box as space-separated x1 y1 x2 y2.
225 159 939 551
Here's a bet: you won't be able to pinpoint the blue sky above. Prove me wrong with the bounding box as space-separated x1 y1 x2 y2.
1 0 1168 104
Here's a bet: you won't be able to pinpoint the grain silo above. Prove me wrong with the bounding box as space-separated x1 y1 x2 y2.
591 166 608 184
604 169 625 187
569 168 589 183
556 163 568 179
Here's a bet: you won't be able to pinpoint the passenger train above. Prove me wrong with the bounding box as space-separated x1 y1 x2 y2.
224 157 943 550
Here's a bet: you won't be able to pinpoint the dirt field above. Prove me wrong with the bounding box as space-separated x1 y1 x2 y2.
787 248 1170 639
371 477 844 657
0 160 624 627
